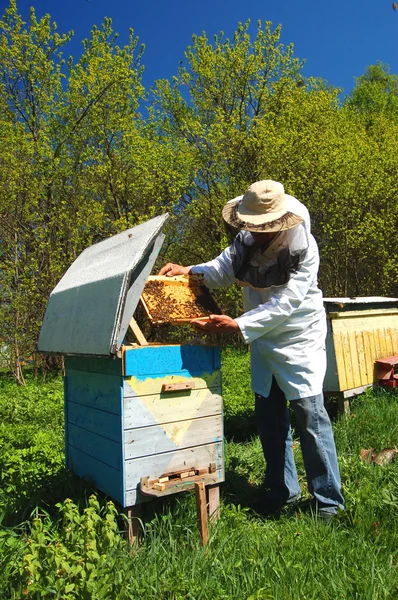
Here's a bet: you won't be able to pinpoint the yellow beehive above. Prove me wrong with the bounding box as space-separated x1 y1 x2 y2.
324 297 398 407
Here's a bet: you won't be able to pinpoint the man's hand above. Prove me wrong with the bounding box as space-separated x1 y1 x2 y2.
159 263 191 277
191 314 240 334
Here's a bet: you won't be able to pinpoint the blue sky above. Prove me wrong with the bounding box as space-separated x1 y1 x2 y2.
1 0 397 96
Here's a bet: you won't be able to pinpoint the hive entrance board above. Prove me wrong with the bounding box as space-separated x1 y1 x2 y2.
140 275 221 325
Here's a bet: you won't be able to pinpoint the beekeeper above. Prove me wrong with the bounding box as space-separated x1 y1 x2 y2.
159 180 344 519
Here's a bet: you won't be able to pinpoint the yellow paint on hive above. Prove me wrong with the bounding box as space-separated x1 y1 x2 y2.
331 311 398 389
124 373 219 446
125 372 220 396
145 387 209 446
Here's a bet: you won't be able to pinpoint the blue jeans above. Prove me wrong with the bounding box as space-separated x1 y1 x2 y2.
255 378 344 513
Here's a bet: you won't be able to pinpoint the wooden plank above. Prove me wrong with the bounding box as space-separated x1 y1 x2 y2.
65 369 123 415
343 384 372 398
328 308 398 320
348 331 361 388
341 331 354 390
124 345 221 376
331 331 346 391
162 381 195 392
329 313 398 350
362 329 374 385
207 485 220 521
125 505 142 547
378 328 387 361
124 372 221 397
124 468 224 507
195 482 209 545
392 328 398 355
355 331 368 387
124 441 224 490
67 445 123 505
129 317 148 346
64 376 70 467
139 472 218 498
123 389 222 429
373 329 381 361
337 394 350 415
68 423 122 470
384 328 394 357
124 414 222 460
67 401 121 442
65 355 122 376
368 328 377 375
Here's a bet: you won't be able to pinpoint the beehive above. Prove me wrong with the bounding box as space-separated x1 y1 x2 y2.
63 345 223 507
324 297 398 409
38 214 224 509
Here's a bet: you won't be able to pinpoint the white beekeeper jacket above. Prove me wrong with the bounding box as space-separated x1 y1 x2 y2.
190 195 327 401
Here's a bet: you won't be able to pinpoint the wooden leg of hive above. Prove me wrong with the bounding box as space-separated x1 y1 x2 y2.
125 505 142 547
207 484 220 522
195 482 209 546
337 393 350 415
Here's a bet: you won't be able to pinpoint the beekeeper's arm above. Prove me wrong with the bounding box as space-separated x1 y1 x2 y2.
235 240 319 344
159 245 237 288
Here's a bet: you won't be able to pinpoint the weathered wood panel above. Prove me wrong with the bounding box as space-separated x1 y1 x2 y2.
385 328 394 357
330 331 346 391
67 446 123 505
355 331 368 387
362 329 374 384
348 331 361 388
124 414 222 459
123 389 222 430
65 369 123 414
330 311 398 390
124 441 224 490
65 355 122 376
67 401 121 442
67 424 122 470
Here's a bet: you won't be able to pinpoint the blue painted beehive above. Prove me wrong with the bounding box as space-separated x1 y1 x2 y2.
38 215 224 508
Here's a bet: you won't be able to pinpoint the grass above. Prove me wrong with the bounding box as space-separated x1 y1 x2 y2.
1 349 398 599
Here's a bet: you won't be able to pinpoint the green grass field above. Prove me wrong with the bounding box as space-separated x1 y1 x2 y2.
1 349 398 599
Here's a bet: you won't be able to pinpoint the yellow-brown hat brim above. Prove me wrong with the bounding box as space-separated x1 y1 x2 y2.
222 200 303 233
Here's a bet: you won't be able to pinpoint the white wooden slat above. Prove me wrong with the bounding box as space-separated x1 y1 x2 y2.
124 414 222 460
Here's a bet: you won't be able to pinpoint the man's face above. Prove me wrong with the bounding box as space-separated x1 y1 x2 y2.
250 231 279 247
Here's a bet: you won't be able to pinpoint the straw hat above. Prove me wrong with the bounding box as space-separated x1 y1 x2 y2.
222 180 303 232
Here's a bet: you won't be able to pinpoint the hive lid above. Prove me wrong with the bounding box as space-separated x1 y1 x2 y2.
37 214 169 356
324 296 398 312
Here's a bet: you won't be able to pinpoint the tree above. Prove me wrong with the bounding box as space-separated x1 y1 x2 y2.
151 21 309 312
152 29 398 307
0 1 192 380
347 63 398 125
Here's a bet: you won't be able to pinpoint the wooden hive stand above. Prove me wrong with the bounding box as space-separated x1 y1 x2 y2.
130 468 220 546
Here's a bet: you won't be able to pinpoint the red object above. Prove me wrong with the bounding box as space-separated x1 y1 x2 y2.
382 380 397 388
375 356 398 388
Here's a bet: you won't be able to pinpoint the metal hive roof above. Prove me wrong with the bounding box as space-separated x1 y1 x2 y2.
37 214 169 356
